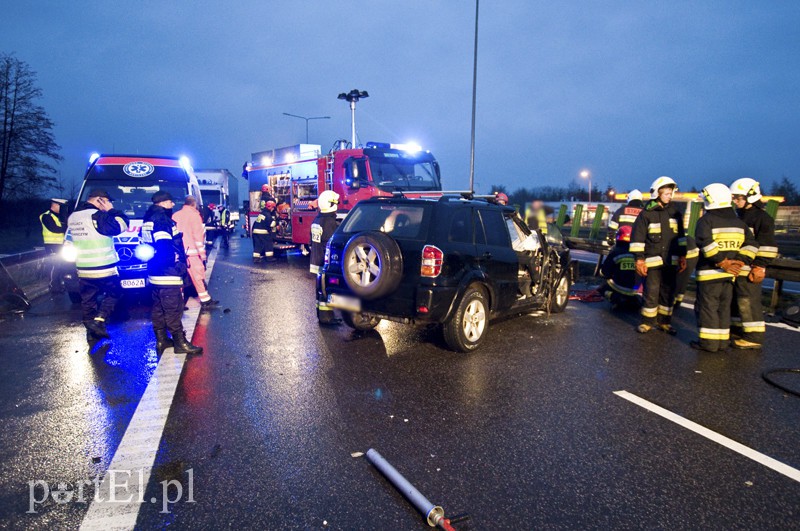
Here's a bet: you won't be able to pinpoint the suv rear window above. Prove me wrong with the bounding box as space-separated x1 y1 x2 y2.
341 203 429 239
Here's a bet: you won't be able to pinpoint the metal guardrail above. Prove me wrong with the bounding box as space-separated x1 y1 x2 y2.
0 248 52 303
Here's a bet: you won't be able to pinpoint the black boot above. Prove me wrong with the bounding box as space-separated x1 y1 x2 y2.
154 329 173 354
172 331 203 355
85 318 110 339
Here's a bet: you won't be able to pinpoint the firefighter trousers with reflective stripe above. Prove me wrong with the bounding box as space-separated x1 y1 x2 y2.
253 233 274 258
732 277 765 344
79 276 122 324
187 255 210 302
696 279 733 352
641 266 676 326
151 285 185 336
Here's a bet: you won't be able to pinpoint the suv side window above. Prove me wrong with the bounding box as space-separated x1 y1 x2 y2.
477 208 510 247
448 208 474 244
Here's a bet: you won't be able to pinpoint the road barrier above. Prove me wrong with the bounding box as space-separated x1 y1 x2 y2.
0 248 52 303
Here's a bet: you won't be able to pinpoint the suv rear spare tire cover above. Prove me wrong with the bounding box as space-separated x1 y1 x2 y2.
342 231 404 300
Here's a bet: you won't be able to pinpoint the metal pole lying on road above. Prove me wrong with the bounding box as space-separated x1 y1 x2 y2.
366 448 449 528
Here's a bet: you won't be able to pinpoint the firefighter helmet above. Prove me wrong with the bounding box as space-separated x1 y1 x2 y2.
261 184 271 193
700 183 732 210
628 189 643 202
650 176 677 197
730 177 762 204
318 190 340 213
265 200 277 210
495 192 509 205
208 202 216 210
616 225 632 243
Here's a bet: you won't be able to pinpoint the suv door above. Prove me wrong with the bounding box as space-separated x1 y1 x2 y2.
475 207 518 312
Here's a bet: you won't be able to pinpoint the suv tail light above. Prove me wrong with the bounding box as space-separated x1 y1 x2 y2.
421 245 443 278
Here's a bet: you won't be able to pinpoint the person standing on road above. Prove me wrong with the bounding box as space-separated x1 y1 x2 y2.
67 189 129 342
730 178 779 349
203 202 218 248
172 195 218 311
251 200 277 263
219 204 232 249
630 176 687 335
607 189 644 244
692 183 757 352
40 198 69 294
310 190 341 325
142 192 203 355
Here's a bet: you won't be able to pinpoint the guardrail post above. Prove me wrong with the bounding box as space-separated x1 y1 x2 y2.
765 199 779 220
571 204 584 238
556 204 567 228
687 200 703 238
589 204 605 240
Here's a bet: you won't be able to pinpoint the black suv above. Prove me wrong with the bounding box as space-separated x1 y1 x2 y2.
317 195 577 351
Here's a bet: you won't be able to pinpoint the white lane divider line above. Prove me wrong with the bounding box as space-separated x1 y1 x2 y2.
614 390 800 484
678 302 799 333
80 243 220 530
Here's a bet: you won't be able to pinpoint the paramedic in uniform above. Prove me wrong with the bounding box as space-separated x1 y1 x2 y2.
67 189 129 342
40 198 68 294
692 183 757 352
730 178 779 349
173 195 218 310
310 190 340 324
142 191 202 355
630 176 687 335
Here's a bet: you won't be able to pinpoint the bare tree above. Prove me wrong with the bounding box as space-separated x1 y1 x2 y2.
0 53 62 203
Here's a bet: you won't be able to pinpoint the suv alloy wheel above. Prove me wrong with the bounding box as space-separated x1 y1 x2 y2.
443 285 488 352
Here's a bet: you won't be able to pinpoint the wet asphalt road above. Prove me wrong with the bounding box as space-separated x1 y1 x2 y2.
1 234 799 530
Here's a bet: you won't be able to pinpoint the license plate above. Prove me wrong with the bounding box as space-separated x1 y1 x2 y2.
120 278 146 289
328 293 361 312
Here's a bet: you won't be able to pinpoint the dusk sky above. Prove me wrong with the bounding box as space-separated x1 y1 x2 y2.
2 1 799 197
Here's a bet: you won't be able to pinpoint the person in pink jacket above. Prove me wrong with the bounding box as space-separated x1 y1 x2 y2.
172 196 218 310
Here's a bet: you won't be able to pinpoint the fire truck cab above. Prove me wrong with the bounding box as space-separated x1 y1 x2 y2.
244 142 441 247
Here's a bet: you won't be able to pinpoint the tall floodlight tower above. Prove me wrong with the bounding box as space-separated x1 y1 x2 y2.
337 89 369 148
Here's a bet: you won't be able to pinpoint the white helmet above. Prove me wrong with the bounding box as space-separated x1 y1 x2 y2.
628 189 643 202
730 177 762 204
318 190 340 213
700 183 732 210
650 176 678 197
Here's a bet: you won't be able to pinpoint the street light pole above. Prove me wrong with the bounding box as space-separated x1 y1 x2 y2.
282 113 331 144
581 170 591 203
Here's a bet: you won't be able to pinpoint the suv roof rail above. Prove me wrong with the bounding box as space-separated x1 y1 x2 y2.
389 190 473 199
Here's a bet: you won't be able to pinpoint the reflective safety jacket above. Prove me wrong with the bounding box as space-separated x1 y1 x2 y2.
630 200 686 269
695 207 757 282
40 208 66 244
142 205 187 287
251 208 276 235
310 211 338 274
607 200 643 242
67 203 129 278
737 202 778 275
601 242 638 296
172 205 206 260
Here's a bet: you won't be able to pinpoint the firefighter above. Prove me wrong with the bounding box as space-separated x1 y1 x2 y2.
141 191 202 355
598 225 641 311
172 195 218 310
310 190 341 325
495 192 509 206
40 198 68 294
607 189 644 244
66 189 129 343
673 234 699 307
630 176 687 334
730 178 779 349
251 200 277 263
260 184 276 208
692 183 757 352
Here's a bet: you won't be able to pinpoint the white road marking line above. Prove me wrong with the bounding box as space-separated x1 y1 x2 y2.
80 243 220 530
614 390 800 484
678 302 800 333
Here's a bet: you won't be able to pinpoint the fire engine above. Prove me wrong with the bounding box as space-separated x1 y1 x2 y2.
243 141 442 249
